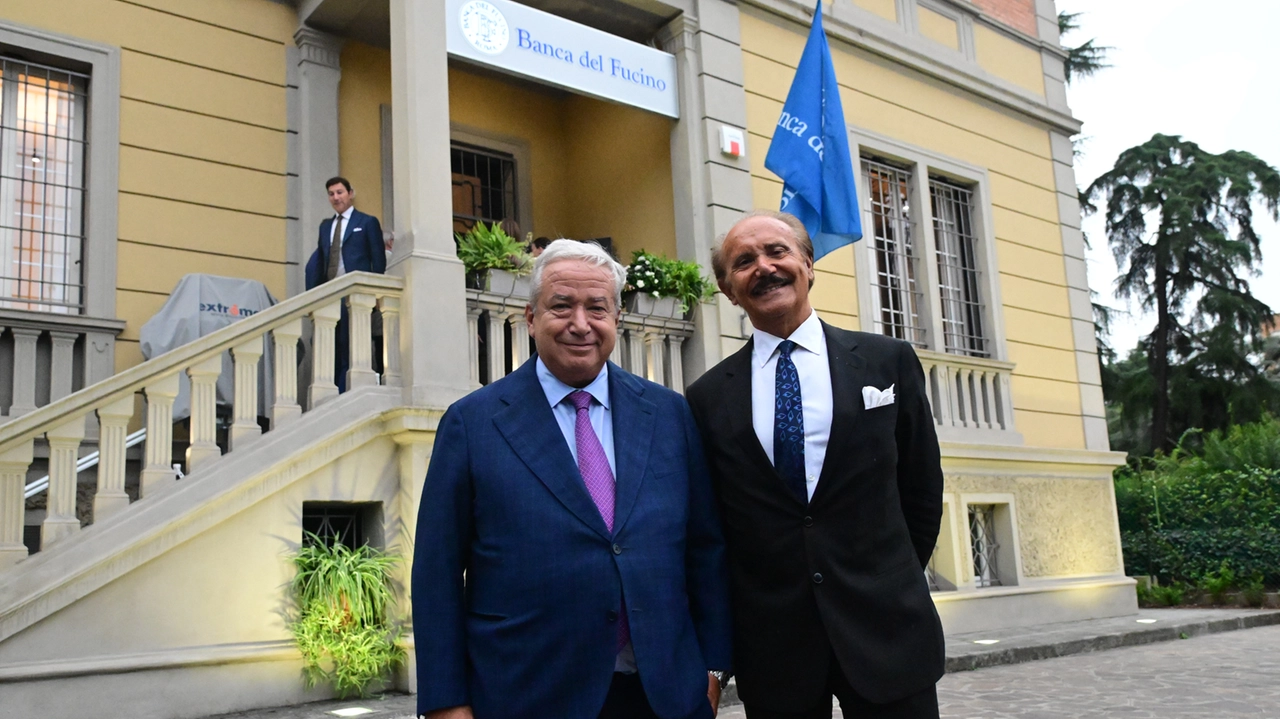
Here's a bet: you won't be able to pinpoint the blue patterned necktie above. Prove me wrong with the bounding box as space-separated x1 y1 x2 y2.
773 340 808 503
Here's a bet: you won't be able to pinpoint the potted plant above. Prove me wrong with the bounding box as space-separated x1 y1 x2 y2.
288 534 404 698
455 221 533 297
624 250 716 319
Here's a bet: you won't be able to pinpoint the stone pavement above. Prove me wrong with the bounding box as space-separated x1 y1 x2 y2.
201 608 1280 719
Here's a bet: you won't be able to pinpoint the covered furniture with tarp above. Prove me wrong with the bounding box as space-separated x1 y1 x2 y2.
139 274 276 421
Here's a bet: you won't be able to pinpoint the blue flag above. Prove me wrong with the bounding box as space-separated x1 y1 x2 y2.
764 1 862 261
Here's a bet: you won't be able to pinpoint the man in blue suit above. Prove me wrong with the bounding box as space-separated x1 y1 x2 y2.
304 177 385 391
413 240 733 719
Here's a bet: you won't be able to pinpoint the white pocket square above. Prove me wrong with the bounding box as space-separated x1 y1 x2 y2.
352 227 363 232
862 384 896 409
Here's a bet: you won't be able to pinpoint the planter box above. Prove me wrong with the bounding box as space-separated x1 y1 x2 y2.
627 293 680 319
470 269 531 299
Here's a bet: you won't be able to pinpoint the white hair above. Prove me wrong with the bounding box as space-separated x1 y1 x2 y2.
529 240 627 312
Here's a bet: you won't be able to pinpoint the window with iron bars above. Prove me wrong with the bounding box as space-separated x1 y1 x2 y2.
968 504 1001 587
0 56 87 314
861 156 926 347
930 177 988 357
451 142 517 235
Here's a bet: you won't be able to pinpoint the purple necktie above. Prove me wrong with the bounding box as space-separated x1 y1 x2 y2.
568 390 629 652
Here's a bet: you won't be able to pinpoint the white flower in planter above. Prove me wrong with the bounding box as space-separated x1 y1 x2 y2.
636 280 645 288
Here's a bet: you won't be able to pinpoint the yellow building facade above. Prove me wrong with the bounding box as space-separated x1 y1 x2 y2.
0 0 1131 715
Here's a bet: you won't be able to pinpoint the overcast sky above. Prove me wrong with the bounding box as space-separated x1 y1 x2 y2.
1055 0 1280 354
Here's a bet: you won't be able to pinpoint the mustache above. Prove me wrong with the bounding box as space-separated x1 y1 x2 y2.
750 273 793 296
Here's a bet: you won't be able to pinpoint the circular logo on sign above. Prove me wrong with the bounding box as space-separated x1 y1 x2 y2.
460 0 509 55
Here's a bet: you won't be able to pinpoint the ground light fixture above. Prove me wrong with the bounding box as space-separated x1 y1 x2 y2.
328 709 374 717
1135 618 1158 624
972 639 1000 645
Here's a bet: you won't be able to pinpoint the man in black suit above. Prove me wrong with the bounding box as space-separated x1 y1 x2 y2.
686 210 945 719
305 177 386 391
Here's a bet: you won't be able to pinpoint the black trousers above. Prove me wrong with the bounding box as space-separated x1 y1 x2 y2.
743 650 939 719
599 673 660 719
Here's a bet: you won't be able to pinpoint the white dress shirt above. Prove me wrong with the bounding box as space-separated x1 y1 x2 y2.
332 206 354 276
534 358 634 671
751 310 833 501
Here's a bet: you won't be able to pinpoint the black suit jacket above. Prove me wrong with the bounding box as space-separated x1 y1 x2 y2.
686 322 945 709
305 208 385 290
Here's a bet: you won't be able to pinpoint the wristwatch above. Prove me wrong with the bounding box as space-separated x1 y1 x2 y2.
709 670 731 689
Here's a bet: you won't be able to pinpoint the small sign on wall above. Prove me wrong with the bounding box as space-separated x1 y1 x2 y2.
720 126 746 158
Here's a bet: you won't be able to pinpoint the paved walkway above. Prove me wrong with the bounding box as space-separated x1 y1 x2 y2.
202 609 1280 719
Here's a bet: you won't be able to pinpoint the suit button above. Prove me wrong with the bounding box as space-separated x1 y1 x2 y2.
612 544 622 555
607 610 618 622
803 516 814 527
813 572 824 584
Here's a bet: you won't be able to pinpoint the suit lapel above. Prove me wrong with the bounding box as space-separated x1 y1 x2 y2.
609 366 655 535
493 363 612 540
811 322 866 506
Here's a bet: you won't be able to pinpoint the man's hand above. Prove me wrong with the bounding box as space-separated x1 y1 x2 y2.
425 706 473 719
708 674 722 717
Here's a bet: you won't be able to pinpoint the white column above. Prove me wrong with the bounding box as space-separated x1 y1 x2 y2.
94 395 134 521
309 300 342 407
944 365 961 429
0 440 34 569
466 306 483 388
293 27 342 245
186 355 224 472
610 331 624 368
9 328 40 416
43 416 87 548
390 0 473 408
49 330 79 402
347 292 379 389
142 374 180 496
668 335 686 392
272 319 304 428
380 295 403 387
644 332 665 386
509 313 530 368
231 336 264 450
487 310 508 382
628 330 645 377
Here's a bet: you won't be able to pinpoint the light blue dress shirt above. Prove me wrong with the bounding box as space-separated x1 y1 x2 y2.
534 358 634 672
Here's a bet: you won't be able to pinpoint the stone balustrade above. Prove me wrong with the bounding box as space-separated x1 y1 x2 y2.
0 272 403 570
0 309 125 420
466 289 696 392
917 349 1021 443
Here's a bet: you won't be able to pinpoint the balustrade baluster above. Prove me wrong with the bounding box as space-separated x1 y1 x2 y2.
49 331 79 402
945 364 962 428
186 355 224 472
9 328 41 417
347 293 378 389
628 329 645 376
487 310 508 382
271 319 303 428
43 415 87 548
997 374 1014 431
509 312 530 369
0 440 34 569
141 375 180 496
610 331 623 368
644 332 665 386
980 372 996 429
380 295 403 386
668 336 685 392
309 300 342 406
231 336 264 450
94 396 135 522
467 306 483 387
961 369 976 427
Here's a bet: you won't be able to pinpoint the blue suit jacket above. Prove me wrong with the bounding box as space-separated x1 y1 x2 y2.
304 208 385 290
413 360 733 719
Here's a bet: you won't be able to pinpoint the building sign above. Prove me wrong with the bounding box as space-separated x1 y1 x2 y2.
446 0 680 118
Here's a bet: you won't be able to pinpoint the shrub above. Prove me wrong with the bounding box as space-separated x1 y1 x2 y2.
289 535 404 697
1116 417 1280 589
1200 562 1236 605
1136 581 1185 607
455 221 532 276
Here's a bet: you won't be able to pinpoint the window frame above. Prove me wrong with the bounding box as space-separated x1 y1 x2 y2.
448 124 533 238
0 20 119 320
851 130 1008 362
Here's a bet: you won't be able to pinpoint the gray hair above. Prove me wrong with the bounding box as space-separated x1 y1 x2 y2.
528 239 627 312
